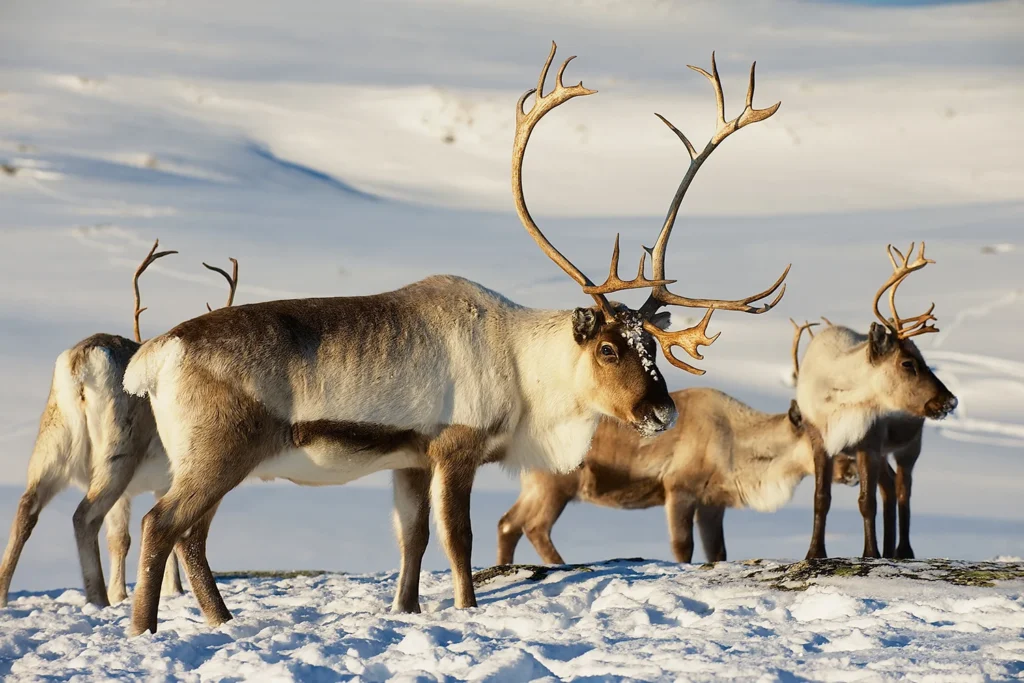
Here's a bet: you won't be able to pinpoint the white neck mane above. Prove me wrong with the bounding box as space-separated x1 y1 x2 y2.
503 310 600 473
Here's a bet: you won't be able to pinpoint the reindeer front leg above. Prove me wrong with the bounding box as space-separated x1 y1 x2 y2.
878 461 897 559
856 449 882 558
893 434 922 559
806 446 833 560
665 488 698 563
696 504 727 562
428 427 482 609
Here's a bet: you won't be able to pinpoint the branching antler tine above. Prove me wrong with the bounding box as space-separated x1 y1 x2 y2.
654 113 697 161
202 258 239 310
584 234 676 295
555 55 579 89
790 318 820 378
513 43 604 314
608 234 622 283
516 88 537 119
643 309 720 375
133 238 177 343
886 244 902 271
690 52 726 130
536 41 557 99
745 62 756 110
636 250 648 281
642 264 789 316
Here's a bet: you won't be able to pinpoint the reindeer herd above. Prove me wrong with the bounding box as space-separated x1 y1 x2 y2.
0 44 957 637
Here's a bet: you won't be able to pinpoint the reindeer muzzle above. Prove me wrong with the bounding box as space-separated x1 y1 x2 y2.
925 393 958 420
634 401 678 437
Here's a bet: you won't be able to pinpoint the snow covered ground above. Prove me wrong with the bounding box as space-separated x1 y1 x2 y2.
3 560 1023 681
1 0 1023 679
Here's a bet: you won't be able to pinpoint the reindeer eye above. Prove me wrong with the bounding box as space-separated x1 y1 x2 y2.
600 343 617 358
901 359 916 374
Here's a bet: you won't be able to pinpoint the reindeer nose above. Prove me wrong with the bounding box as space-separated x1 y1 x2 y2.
652 403 678 431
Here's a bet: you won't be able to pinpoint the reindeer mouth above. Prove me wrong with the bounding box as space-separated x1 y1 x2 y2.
925 395 959 420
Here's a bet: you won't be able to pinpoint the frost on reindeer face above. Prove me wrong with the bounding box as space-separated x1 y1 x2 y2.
573 306 676 435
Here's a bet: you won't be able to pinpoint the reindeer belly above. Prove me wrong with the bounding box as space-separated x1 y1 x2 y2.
253 445 427 486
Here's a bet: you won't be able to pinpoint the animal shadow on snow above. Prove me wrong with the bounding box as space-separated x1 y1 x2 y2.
468 559 712 624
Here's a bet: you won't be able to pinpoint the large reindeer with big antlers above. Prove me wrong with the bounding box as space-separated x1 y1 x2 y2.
796 243 956 560
495 324 859 567
123 43 789 635
0 242 239 608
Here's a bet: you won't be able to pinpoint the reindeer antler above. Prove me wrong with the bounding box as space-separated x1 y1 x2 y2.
634 53 788 373
133 239 178 343
872 242 939 340
202 258 238 311
513 43 676 320
790 318 819 379
513 45 790 375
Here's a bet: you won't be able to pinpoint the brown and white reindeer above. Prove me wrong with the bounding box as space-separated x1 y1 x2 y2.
795 243 957 560
122 44 790 635
793 318 927 560
0 242 240 608
495 322 860 567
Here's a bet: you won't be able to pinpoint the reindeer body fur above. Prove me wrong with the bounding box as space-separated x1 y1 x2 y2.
796 325 888 455
126 276 607 482
0 334 181 607
496 388 848 566
795 322 953 559
125 275 678 634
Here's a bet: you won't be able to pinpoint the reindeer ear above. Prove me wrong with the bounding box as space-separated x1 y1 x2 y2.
788 400 803 428
572 308 601 344
649 311 672 331
868 322 896 361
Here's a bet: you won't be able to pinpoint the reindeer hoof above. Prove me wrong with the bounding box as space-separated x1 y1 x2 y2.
805 547 828 560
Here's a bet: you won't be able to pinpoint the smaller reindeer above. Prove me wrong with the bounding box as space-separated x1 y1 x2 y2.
796 243 956 560
496 382 859 566
0 243 239 607
795 319 925 559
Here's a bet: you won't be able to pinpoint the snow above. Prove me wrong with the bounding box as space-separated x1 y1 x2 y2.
1 0 1023 678
2 560 1023 681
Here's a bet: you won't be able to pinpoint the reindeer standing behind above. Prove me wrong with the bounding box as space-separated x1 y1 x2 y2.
0 243 239 607
496 326 859 567
122 44 791 635
795 243 956 560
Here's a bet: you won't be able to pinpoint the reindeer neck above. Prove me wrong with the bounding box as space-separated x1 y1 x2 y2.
503 308 599 472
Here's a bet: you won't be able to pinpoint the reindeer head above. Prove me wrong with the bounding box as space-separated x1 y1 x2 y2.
867 243 957 420
512 43 790 436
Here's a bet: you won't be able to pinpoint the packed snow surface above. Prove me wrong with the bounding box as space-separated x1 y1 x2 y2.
2 560 1023 681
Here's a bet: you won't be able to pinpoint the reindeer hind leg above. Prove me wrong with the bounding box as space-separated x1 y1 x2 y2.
392 468 431 613
0 475 66 607
105 495 132 604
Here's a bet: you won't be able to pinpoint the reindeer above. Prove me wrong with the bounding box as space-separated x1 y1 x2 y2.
795 243 957 560
793 319 926 560
0 242 239 608
495 324 860 567
122 44 791 635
